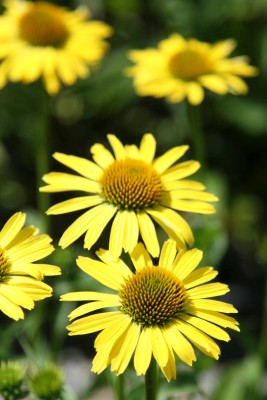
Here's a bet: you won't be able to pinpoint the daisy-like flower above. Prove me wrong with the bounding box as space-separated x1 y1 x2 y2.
0 0 112 95
40 133 218 259
61 239 239 381
126 34 258 105
0 212 61 320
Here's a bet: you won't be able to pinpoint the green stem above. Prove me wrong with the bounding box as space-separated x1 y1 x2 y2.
115 374 124 400
145 357 158 400
259 267 267 364
186 102 206 167
35 87 51 233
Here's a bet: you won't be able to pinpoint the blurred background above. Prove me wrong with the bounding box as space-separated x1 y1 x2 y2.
0 0 266 399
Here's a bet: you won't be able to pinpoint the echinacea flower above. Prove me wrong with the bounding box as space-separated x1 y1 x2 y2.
40 133 218 259
0 212 61 320
126 34 258 105
61 239 239 381
0 0 112 94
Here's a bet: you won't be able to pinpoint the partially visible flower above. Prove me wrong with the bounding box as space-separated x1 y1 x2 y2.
0 0 112 94
29 362 64 400
126 34 258 105
61 239 239 381
0 360 27 399
40 133 218 259
0 212 61 320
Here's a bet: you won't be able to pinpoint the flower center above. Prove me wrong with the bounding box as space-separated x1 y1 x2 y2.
100 159 163 210
0 248 9 282
19 2 69 47
119 266 187 327
169 49 212 80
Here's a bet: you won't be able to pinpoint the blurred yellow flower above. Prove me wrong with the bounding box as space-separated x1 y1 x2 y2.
40 133 218 259
0 0 112 94
126 34 258 105
61 239 239 381
0 212 61 320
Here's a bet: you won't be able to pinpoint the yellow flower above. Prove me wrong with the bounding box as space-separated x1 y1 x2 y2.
0 212 61 320
126 34 258 105
0 0 112 95
40 133 218 259
61 239 239 381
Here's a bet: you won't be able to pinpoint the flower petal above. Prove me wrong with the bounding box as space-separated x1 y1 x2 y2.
130 242 153 271
173 248 203 280
158 239 177 270
47 195 103 214
53 152 103 180
111 323 140 374
0 212 26 248
139 133 156 163
107 134 126 160
137 212 160 258
153 145 189 174
162 326 196 366
134 328 153 376
77 256 125 291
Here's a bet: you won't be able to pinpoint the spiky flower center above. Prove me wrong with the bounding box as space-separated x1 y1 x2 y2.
169 49 212 80
119 266 187 327
0 248 8 282
100 159 163 210
19 2 69 47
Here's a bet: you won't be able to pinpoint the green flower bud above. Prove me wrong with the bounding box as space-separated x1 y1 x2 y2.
0 360 27 400
29 363 64 400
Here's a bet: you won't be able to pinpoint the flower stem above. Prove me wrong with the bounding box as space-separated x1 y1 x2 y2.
186 102 206 167
115 374 124 400
259 267 267 364
145 357 158 400
35 87 51 233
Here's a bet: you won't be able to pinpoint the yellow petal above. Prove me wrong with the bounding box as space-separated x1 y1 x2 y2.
90 143 115 169
77 256 125 291
175 320 221 359
162 326 196 366
153 145 189 174
0 212 25 248
139 133 156 163
96 249 132 280
68 299 120 321
0 292 24 320
179 315 230 341
122 210 139 253
111 323 140 374
161 161 200 182
147 206 193 245
186 82 205 105
134 328 152 376
158 239 177 270
107 134 126 160
150 326 169 368
187 309 239 332
188 282 229 299
137 212 159 258
84 203 117 249
190 299 238 313
53 152 103 180
130 242 153 271
67 311 121 335
40 172 100 193
183 267 218 289
47 195 103 214
173 248 203 280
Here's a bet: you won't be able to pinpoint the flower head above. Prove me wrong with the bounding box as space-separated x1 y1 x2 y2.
0 360 26 397
40 133 218 259
0 0 112 94
0 212 61 320
61 239 239 381
29 363 64 400
126 34 258 105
